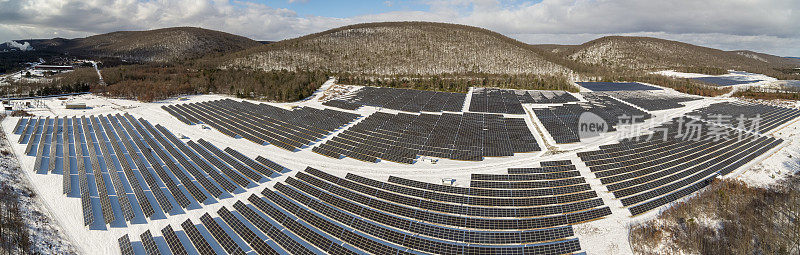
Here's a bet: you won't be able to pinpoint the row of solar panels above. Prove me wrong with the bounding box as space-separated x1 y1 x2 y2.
534 93 652 144
313 111 540 164
687 101 800 133
325 86 466 113
320 99 362 110
469 88 579 114
594 91 701 111
14 115 288 226
162 99 360 151
122 164 607 254
577 117 784 216
691 76 761 86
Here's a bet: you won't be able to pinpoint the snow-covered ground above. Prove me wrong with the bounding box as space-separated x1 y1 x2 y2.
1 80 799 254
0 118 77 254
655 70 781 96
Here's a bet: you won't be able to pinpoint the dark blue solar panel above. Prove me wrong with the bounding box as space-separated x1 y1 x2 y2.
576 82 661 91
691 77 761 86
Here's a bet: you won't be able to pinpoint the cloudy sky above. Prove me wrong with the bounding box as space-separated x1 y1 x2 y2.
1 0 798 56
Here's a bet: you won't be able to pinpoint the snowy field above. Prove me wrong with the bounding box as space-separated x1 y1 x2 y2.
1 79 799 254
655 70 781 93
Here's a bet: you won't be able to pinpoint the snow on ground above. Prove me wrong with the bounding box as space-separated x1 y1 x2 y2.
651 71 800 186
731 110 800 187
655 70 781 96
0 119 78 254
654 70 776 82
2 80 800 254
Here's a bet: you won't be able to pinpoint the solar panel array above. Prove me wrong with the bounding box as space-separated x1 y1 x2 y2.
125 163 608 254
139 230 162 255
314 111 540 163
118 234 134 255
534 93 652 143
469 88 580 114
163 99 360 151
577 82 662 91
596 91 701 111
161 225 188 255
692 76 761 86
320 99 362 110
62 117 71 195
578 117 784 216
325 86 466 112
686 102 800 133
14 115 290 226
181 219 216 255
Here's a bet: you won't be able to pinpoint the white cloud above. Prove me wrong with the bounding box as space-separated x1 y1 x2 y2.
457 0 799 37
0 0 798 56
0 0 344 42
5 40 33 51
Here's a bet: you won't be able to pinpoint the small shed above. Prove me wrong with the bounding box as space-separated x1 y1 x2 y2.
66 102 87 109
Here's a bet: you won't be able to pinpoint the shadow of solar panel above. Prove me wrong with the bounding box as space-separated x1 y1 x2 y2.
127 162 607 254
122 114 193 208
161 225 188 255
118 234 134 255
188 140 251 188
200 213 247 255
232 201 315 255
102 116 157 218
140 230 162 255
217 207 279 255
155 124 225 198
136 117 208 204
181 219 217 255
112 115 175 213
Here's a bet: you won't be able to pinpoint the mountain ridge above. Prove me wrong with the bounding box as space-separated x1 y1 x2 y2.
212 22 572 76
530 36 799 77
9 27 262 63
6 22 799 79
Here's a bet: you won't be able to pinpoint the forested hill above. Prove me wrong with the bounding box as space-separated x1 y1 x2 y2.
213 22 571 76
16 27 262 63
531 36 800 79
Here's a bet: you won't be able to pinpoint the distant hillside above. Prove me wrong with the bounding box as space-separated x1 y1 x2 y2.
16 27 261 63
532 36 799 78
218 22 570 75
730 50 800 66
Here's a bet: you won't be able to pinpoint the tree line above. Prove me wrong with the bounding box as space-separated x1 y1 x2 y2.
4 68 95 98
336 73 577 93
98 65 328 102
733 87 800 101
